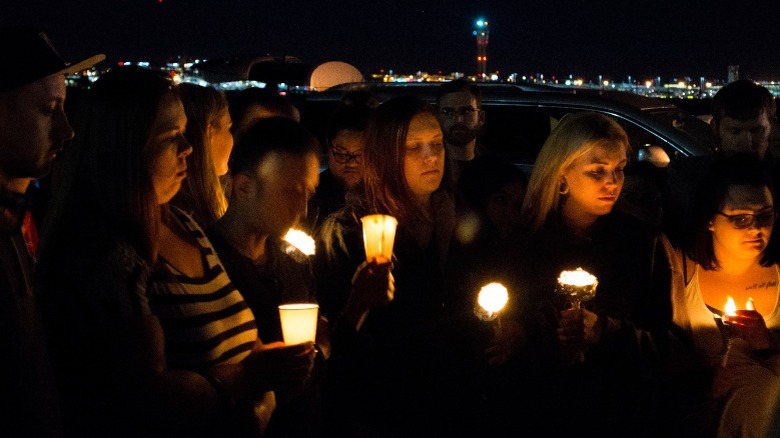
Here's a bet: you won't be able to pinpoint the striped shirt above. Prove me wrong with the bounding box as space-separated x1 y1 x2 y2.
149 207 258 370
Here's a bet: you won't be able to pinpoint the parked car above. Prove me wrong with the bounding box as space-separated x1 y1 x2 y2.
300 82 715 172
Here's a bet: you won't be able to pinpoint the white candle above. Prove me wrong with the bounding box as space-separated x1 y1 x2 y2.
278 303 319 345
361 214 397 263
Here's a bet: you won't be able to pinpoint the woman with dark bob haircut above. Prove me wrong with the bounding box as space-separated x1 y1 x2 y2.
671 152 780 436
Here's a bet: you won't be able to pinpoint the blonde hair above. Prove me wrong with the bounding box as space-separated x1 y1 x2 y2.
521 112 630 233
173 83 229 228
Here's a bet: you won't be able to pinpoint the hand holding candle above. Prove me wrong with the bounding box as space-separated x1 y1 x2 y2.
556 268 598 363
723 296 772 353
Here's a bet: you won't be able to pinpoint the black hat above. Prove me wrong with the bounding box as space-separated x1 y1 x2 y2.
0 26 105 92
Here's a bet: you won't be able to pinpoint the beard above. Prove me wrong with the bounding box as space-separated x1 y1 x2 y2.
444 124 480 147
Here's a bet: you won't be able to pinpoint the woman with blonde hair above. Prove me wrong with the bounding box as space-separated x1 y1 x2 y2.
172 82 233 228
509 112 673 435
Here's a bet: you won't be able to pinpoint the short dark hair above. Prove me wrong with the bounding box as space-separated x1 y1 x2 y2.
227 87 299 129
436 78 482 107
685 152 777 269
325 104 372 148
712 80 777 124
229 117 321 176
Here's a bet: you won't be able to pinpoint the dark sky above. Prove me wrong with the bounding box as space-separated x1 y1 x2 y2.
4 0 779 81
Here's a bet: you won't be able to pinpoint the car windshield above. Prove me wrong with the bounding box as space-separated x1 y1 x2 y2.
644 107 716 151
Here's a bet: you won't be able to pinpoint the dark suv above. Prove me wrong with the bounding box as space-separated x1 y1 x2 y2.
300 81 716 174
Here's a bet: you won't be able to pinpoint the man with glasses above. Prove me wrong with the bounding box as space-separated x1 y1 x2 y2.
664 80 779 246
436 78 486 171
306 103 372 230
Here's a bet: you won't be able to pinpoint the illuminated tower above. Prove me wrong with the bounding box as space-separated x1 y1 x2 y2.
473 19 489 81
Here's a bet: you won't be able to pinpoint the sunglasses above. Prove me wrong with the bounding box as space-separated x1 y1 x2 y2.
716 210 778 229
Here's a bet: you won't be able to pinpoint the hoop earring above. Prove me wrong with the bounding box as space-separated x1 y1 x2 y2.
559 180 570 195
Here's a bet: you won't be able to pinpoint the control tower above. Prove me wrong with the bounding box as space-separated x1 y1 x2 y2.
473 19 489 80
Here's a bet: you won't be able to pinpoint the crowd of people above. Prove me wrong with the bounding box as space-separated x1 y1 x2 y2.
2 25 780 437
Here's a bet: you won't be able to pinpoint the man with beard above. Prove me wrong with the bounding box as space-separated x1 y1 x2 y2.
0 26 103 435
663 80 778 245
436 78 485 176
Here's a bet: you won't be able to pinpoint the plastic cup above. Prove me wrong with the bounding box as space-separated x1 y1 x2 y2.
360 214 397 263
278 303 319 345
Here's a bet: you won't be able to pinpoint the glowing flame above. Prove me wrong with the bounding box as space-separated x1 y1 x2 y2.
478 282 509 314
724 296 737 317
558 268 598 287
746 297 755 311
283 229 315 256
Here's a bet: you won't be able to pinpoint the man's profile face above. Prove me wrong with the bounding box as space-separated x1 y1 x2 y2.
248 151 319 236
0 74 74 180
715 111 772 159
436 90 484 148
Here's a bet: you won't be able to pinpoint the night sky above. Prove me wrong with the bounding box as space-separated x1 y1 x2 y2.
3 0 779 81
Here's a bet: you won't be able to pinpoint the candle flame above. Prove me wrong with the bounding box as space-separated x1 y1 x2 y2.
283 228 315 256
558 268 598 287
724 296 737 316
478 282 509 314
746 297 755 311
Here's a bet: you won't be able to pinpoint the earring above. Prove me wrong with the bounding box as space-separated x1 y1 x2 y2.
559 179 569 195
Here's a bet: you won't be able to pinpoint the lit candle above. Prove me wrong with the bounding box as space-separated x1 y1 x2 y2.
724 296 737 317
278 303 319 345
283 228 316 256
556 268 598 309
360 214 397 263
556 268 598 364
721 296 737 367
746 297 755 311
476 282 509 321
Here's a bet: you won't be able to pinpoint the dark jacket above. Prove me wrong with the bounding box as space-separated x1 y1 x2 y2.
313 190 488 437
510 209 673 436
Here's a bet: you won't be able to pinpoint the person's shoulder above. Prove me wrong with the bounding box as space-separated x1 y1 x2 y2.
605 208 659 241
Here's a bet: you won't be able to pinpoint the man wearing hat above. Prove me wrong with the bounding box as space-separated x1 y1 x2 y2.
0 26 103 436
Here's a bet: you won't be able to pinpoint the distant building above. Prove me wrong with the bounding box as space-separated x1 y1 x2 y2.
728 65 739 83
473 19 489 81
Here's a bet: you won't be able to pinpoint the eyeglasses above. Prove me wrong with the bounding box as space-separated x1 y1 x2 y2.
331 151 362 164
439 106 481 119
716 211 778 229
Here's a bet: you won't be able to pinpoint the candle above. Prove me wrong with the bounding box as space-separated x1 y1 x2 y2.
283 228 316 256
360 214 397 263
278 303 319 345
476 282 509 321
556 268 598 364
721 296 738 367
556 268 598 309
724 296 737 317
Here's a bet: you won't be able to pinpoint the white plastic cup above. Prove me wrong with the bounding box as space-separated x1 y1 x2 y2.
360 214 398 263
278 303 319 345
